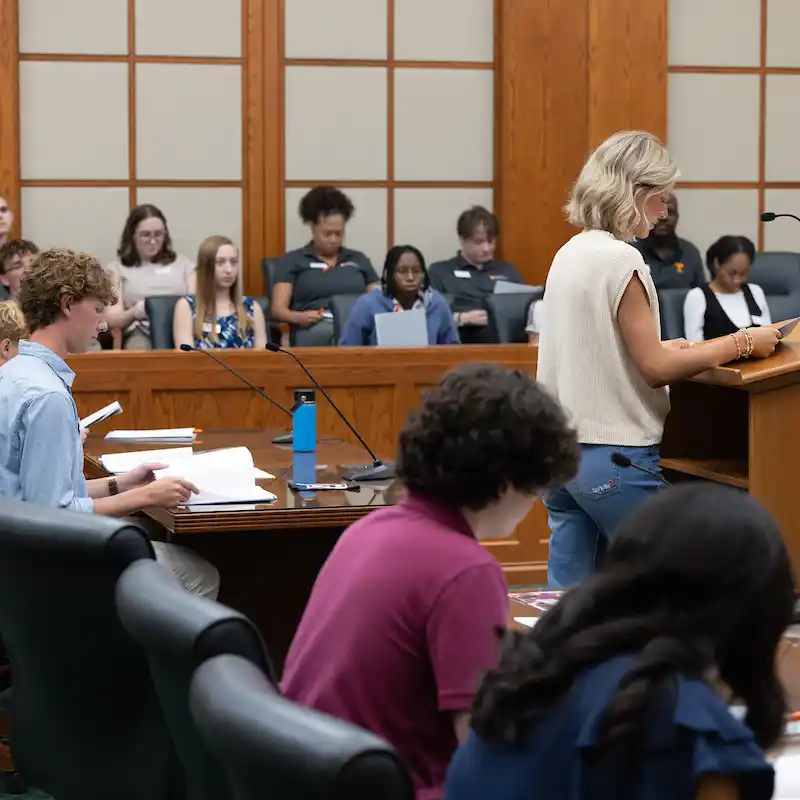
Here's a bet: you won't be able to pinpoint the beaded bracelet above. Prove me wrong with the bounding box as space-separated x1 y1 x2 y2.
740 327 754 357
730 332 742 359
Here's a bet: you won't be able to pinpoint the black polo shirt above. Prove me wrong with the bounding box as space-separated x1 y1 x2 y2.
428 254 523 312
276 245 379 311
634 236 705 290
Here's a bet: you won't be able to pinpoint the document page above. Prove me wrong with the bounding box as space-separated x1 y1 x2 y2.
154 447 276 505
105 428 197 443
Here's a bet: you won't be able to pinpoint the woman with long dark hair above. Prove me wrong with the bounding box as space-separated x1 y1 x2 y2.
445 484 795 800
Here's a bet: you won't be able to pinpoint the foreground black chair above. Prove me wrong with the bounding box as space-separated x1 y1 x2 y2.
486 289 543 343
0 499 183 800
116 560 276 800
146 294 182 349
657 287 690 340
190 654 414 800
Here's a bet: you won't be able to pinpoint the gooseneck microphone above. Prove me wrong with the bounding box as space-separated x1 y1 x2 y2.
265 342 395 482
610 452 671 487
761 211 800 224
179 344 295 444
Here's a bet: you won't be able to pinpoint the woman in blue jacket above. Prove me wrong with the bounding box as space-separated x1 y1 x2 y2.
339 245 460 346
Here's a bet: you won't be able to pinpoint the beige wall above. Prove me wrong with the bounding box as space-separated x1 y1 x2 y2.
282 0 495 268
15 0 496 274
668 0 800 259
17 0 243 267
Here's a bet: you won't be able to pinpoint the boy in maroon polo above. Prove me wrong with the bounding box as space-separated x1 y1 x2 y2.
281 363 580 799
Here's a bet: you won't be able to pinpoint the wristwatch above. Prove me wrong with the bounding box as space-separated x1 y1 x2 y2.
108 476 119 496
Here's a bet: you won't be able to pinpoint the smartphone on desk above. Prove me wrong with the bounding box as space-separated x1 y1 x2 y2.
288 480 358 492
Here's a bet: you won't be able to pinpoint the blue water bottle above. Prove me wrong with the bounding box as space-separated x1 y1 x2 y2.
292 389 316 452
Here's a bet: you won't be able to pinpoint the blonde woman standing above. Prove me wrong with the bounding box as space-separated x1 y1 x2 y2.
537 131 781 588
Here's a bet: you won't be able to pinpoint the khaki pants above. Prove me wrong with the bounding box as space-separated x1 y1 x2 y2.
152 542 220 599
123 328 153 350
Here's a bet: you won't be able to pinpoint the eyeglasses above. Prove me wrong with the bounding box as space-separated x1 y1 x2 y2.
136 230 166 242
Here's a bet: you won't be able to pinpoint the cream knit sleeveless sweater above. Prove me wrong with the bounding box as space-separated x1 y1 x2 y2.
536 230 670 446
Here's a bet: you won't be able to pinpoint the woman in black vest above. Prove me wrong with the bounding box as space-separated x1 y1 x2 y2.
682 235 771 341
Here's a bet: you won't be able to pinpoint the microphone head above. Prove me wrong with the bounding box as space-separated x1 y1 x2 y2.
265 342 281 353
761 212 777 222
179 344 194 352
610 452 632 468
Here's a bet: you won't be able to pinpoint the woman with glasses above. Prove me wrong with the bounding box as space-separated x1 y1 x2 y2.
106 204 194 349
339 245 460 346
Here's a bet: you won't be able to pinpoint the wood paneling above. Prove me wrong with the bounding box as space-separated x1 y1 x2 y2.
70 345 549 584
0 0 19 231
495 0 668 286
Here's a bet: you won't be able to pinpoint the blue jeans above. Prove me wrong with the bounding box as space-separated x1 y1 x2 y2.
544 444 663 588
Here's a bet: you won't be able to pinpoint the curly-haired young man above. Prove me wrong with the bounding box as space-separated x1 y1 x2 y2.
0 248 219 597
282 363 580 800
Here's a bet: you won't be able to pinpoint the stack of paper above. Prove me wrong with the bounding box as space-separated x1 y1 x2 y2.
80 401 123 429
105 427 197 444
154 447 277 505
100 446 275 480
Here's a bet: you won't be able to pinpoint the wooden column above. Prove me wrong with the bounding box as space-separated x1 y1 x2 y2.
495 0 668 286
0 0 19 234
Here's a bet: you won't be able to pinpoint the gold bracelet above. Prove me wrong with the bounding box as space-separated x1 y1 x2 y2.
741 327 754 357
730 332 742 359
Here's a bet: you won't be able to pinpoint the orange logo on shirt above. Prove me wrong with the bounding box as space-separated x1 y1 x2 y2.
674 262 685 274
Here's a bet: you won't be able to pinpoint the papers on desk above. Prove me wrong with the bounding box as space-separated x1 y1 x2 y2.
105 427 197 444
375 308 428 347
100 446 276 481
80 400 122 429
154 446 277 505
779 317 800 337
493 282 544 296
513 617 539 629
101 447 194 473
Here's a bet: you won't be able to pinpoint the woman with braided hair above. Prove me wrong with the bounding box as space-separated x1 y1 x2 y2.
444 483 794 800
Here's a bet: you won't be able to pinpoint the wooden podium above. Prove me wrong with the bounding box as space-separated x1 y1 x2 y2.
661 336 800 574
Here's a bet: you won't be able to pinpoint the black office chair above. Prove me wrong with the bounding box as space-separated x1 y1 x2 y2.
290 320 335 346
260 257 281 297
486 290 543 343
190 654 414 800
116 560 276 800
749 251 800 322
0 499 184 800
330 293 363 343
657 288 689 340
145 294 182 350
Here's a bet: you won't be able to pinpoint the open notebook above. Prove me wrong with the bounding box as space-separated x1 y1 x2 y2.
154 447 277 506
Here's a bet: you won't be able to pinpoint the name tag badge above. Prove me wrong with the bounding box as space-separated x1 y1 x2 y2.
154 266 172 276
492 275 509 282
453 270 471 279
340 261 358 268
309 262 328 270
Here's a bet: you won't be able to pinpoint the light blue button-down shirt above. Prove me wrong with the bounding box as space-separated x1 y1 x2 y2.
0 341 93 512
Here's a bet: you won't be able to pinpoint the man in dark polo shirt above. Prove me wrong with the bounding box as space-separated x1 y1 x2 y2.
635 192 705 290
281 363 579 800
429 207 522 344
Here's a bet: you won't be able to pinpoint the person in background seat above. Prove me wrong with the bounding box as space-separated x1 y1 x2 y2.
106 204 195 349
683 235 770 342
173 235 267 350
339 245 460 346
272 186 379 342
634 192 705 290
0 239 38 304
445 484 792 800
429 207 522 344
282 363 580 800
0 301 26 364
0 195 12 251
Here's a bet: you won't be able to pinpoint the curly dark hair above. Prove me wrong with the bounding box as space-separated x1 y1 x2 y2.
117 204 177 267
19 248 118 332
472 484 795 756
298 186 355 225
397 363 579 510
0 239 39 273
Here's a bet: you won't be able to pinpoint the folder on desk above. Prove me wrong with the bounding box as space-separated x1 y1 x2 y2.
105 427 197 444
154 446 277 505
375 308 428 347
